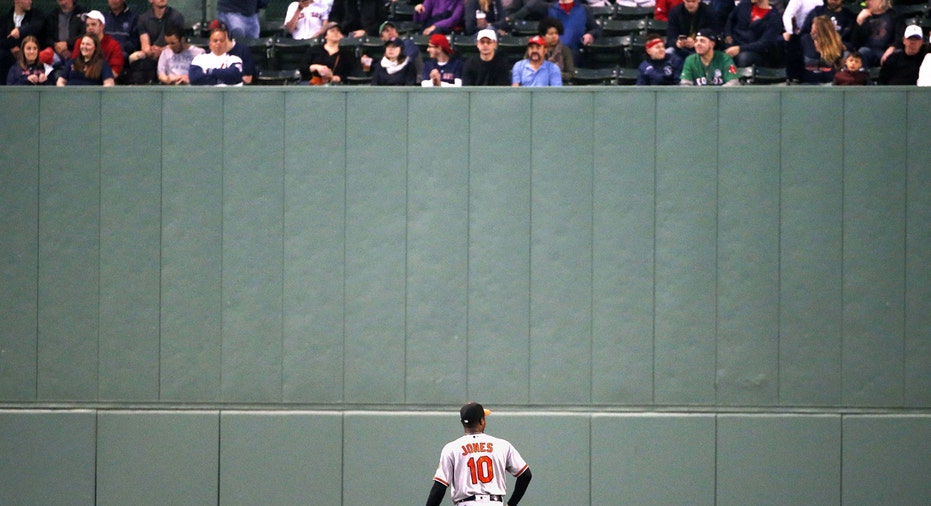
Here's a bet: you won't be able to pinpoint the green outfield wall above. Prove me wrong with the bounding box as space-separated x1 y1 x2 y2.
1 87 929 505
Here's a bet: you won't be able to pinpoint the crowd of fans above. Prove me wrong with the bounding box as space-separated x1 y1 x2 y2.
2 0 930 85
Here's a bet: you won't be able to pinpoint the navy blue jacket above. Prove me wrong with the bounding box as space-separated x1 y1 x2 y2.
724 0 783 55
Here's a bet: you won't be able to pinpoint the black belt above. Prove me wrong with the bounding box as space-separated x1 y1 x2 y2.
456 495 503 503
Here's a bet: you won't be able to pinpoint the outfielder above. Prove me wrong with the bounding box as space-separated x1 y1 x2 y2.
425 402 532 506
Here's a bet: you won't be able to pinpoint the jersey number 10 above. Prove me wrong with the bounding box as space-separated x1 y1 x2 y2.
466 456 494 484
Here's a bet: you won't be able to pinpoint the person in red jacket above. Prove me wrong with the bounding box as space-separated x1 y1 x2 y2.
71 10 124 78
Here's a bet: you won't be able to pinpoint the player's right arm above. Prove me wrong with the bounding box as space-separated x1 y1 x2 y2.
425 480 448 506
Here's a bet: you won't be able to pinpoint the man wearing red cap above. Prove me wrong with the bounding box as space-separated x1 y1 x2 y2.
421 33 463 86
425 402 532 506
511 35 562 86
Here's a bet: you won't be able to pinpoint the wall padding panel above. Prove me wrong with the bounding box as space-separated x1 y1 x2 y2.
842 415 931 505
466 92 532 403
591 91 656 404
282 93 347 403
406 92 471 403
0 411 96 505
778 90 844 405
99 91 162 401
96 411 219 506
592 414 716 505
716 414 840 506
0 92 39 400
219 411 342 505
160 90 224 402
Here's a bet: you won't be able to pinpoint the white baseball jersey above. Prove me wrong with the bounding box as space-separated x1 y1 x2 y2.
433 432 529 503
284 1 331 40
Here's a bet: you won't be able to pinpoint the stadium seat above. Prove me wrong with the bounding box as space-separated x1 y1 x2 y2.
613 5 655 19
273 37 317 72
615 66 639 84
600 18 647 36
582 36 627 68
255 68 301 85
571 67 617 85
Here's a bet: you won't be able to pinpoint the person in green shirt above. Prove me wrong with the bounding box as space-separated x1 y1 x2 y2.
679 29 740 86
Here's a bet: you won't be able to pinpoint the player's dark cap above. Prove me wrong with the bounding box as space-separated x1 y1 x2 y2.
460 402 491 424
694 29 717 43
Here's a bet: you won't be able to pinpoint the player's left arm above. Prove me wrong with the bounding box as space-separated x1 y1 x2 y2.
425 480 447 506
507 468 532 506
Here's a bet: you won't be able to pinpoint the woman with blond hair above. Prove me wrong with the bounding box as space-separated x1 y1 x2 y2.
800 15 844 84
56 34 116 86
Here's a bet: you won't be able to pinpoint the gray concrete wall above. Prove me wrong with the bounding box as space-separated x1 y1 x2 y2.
1 87 929 504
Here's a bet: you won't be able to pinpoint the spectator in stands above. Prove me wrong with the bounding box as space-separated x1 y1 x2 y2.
131 0 185 84
414 0 465 35
71 10 123 78
851 0 900 68
157 23 204 84
877 24 926 84
511 34 562 85
781 0 821 80
104 0 138 63
285 0 330 40
217 0 261 39
799 14 843 84
57 33 116 85
421 33 463 86
539 16 573 83
223 24 256 84
330 0 384 37
371 36 418 84
189 21 244 85
680 28 739 85
501 0 551 26
636 33 682 84
301 21 353 84
665 0 716 59
464 0 507 35
833 50 868 84
7 35 56 85
463 28 511 84
42 0 87 65
799 0 855 48
366 21 422 76
654 0 682 23
1 0 45 83
723 0 784 67
547 0 600 66
920 33 931 86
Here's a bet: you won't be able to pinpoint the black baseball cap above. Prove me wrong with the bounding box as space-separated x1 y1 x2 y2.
694 29 717 42
460 402 491 424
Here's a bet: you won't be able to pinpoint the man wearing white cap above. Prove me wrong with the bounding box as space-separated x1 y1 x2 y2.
425 402 532 506
918 32 931 86
463 28 511 85
71 9 125 76
878 24 927 85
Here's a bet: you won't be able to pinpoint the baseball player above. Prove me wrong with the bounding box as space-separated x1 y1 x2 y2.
425 402 532 506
